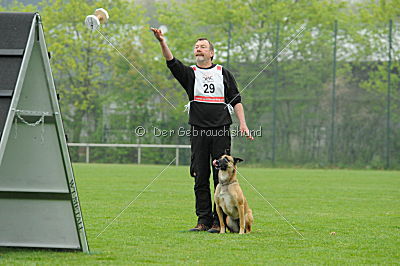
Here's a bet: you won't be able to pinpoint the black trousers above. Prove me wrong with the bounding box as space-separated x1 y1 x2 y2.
190 125 231 226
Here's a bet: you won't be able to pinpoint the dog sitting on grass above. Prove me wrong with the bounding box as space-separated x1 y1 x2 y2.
213 155 253 234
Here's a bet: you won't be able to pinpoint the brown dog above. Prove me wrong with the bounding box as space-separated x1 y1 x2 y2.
213 155 253 234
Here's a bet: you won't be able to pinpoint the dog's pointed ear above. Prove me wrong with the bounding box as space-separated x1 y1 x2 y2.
233 157 244 164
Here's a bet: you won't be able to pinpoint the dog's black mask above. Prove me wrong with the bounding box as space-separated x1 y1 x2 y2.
214 156 244 170
215 157 229 170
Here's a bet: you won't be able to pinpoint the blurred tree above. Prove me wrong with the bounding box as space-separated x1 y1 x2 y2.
1 0 398 168
39 0 148 144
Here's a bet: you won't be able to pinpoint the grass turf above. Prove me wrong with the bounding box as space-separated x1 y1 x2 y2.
0 164 399 264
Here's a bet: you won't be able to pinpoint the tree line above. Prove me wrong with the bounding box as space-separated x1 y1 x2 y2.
1 0 399 168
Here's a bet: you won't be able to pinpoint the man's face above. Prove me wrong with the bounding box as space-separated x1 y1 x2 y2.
194 40 214 63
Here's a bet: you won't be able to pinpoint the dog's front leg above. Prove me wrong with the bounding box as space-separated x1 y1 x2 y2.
238 204 245 234
216 204 226 234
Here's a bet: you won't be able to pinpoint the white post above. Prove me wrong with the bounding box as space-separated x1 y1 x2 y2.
138 147 141 164
176 147 179 166
85 145 89 163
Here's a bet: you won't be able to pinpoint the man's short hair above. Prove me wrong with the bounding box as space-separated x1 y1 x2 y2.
196 38 214 61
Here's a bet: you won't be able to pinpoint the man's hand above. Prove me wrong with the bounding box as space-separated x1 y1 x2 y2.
240 124 254 140
234 103 254 140
151 27 173 60
151 27 165 42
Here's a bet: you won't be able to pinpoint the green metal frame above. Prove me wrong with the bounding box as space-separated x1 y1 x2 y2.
0 16 36 160
0 13 89 252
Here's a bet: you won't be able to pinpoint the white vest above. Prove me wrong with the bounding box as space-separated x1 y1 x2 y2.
192 64 225 103
184 65 234 114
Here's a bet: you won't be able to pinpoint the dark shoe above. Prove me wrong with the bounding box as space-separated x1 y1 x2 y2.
189 224 210 232
207 224 220 233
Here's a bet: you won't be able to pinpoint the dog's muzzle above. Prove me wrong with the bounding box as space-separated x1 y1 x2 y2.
214 158 228 170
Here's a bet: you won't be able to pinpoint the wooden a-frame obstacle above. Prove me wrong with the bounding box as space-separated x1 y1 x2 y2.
0 12 89 252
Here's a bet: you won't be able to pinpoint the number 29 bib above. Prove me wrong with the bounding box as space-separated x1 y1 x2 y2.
192 65 224 103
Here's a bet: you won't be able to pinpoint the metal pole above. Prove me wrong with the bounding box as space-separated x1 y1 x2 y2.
176 148 179 166
227 22 232 68
227 21 234 152
329 20 338 165
386 19 392 169
272 21 280 165
85 145 89 163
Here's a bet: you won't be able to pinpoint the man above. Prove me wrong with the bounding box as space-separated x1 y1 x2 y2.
151 27 253 233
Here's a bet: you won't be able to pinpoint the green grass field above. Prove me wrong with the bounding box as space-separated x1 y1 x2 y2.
0 164 399 264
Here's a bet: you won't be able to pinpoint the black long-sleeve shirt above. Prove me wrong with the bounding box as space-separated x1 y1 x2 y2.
167 57 241 127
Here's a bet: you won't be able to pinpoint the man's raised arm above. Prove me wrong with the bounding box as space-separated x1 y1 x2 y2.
151 28 173 61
